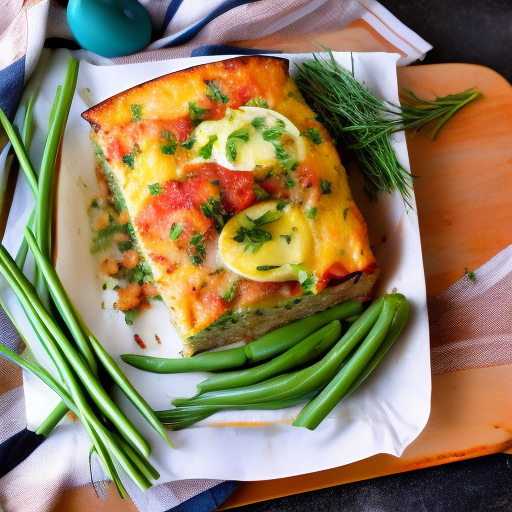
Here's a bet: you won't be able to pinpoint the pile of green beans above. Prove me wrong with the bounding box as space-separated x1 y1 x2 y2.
0 59 168 497
121 300 363 373
155 293 409 430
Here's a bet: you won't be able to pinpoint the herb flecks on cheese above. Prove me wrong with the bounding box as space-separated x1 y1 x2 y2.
219 200 314 283
82 56 379 341
190 107 305 172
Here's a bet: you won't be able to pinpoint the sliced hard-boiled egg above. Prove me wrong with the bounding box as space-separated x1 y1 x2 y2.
218 200 313 282
191 106 305 171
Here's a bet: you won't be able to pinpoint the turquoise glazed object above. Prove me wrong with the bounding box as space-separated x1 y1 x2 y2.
67 0 152 58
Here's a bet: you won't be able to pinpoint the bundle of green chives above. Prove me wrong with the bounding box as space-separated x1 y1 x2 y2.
0 57 170 497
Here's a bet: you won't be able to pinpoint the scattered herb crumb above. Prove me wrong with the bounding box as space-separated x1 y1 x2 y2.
465 267 477 283
320 178 331 194
148 183 161 195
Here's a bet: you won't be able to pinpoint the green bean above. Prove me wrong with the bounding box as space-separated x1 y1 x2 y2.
122 301 362 375
171 298 383 408
157 393 317 430
0 345 150 494
197 321 342 393
121 345 247 373
0 245 150 458
0 345 73 406
344 294 409 399
245 300 363 362
293 293 407 430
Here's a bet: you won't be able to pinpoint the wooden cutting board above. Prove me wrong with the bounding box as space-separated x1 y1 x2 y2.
217 62 512 510
51 60 512 512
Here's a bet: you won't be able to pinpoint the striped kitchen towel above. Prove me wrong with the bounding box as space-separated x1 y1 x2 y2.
0 1 432 512
0 0 432 120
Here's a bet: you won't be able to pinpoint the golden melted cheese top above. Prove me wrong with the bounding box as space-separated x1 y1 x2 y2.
83 56 378 337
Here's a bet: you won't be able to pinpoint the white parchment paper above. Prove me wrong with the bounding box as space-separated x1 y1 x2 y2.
14 49 431 481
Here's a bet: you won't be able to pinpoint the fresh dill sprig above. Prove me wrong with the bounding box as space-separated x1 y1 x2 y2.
295 50 481 206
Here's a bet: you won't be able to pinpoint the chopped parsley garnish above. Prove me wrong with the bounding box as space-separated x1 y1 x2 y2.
222 282 238 302
301 127 323 144
261 120 286 141
465 267 477 283
201 196 226 232
188 233 206 266
205 81 229 104
234 208 284 254
284 176 295 189
320 178 332 194
233 226 272 254
290 264 317 295
226 128 249 163
130 104 142 122
274 143 298 171
148 183 161 195
117 241 133 252
188 102 208 122
169 223 183 240
251 116 266 130
307 207 317 219
256 265 282 271
124 308 140 325
253 183 270 200
210 179 220 186
122 154 134 169
246 97 269 108
181 137 196 150
247 208 284 227
228 128 250 142
160 130 178 155
279 234 292 244
343 207 349 220
276 201 288 211
198 134 218 159
121 144 141 170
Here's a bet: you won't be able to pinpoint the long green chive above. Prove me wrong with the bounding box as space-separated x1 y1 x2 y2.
0 245 150 458
25 228 98 374
0 107 38 197
35 58 79 259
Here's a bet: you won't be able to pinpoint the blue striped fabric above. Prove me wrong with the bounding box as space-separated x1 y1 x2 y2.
0 56 26 121
158 0 261 47
166 482 239 512
190 44 281 56
0 429 45 480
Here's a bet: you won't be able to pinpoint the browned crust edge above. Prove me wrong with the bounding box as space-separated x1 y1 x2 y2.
182 269 380 357
81 56 290 125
